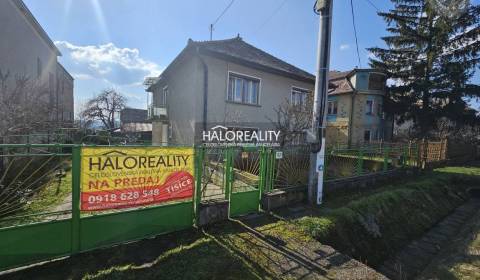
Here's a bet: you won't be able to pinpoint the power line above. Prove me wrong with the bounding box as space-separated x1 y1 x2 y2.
363 0 379 11
255 0 288 34
350 0 362 67
210 0 236 40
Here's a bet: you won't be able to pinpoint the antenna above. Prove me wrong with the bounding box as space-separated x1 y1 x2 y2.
210 0 235 40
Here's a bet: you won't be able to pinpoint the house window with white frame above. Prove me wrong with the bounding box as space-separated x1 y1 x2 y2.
159 86 168 106
227 73 260 105
327 100 338 115
291 87 311 107
366 100 374 115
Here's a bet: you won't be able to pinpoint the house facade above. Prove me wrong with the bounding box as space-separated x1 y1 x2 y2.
146 36 315 145
326 69 392 146
146 36 390 147
0 0 74 129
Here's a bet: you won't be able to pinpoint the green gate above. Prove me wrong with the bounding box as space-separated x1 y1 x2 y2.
227 147 265 217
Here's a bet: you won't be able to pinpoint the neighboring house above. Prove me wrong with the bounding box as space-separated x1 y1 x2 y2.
120 108 152 133
0 0 74 128
56 62 74 126
145 36 391 146
326 69 392 146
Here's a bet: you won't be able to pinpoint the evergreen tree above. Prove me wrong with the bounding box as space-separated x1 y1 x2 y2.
369 0 480 136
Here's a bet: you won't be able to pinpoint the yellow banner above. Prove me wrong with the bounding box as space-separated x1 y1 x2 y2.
80 147 195 211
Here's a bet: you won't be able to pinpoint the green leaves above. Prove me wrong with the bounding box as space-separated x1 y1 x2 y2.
369 0 480 135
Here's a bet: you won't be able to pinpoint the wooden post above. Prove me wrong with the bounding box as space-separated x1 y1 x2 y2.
441 138 448 161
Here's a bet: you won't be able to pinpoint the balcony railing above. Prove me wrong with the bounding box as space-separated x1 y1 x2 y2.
147 105 168 120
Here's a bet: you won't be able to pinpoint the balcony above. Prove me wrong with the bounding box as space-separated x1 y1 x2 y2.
147 105 168 120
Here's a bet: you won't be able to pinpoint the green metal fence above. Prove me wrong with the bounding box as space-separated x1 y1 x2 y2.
0 144 197 271
0 142 420 271
265 143 420 190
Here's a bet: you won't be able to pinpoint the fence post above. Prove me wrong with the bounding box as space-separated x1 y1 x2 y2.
441 138 448 160
268 149 275 192
71 145 81 254
357 148 364 176
383 146 390 172
224 148 233 200
194 147 204 226
402 145 407 168
258 147 266 203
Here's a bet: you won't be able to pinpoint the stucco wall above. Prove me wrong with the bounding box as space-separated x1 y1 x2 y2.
326 94 351 145
151 55 201 145
0 0 58 89
56 63 74 124
0 0 76 131
202 55 315 126
152 53 315 145
351 93 385 145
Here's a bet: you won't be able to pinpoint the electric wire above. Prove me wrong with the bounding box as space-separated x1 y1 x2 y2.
212 0 235 27
255 0 288 34
363 0 380 11
350 0 362 67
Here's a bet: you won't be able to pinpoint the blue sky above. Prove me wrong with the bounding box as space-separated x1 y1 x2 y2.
24 0 479 112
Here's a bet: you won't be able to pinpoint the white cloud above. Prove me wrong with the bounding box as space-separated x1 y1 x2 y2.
55 41 160 112
55 41 163 85
340 44 350 51
72 73 93 80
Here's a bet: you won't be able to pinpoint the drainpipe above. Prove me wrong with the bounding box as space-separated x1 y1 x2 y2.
196 47 208 132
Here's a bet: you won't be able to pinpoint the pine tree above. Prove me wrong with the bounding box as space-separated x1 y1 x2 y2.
368 0 480 137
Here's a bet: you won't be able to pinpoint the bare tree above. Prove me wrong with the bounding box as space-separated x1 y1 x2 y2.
268 96 312 146
0 69 55 140
81 89 126 131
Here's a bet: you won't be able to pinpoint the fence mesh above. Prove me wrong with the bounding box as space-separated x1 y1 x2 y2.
0 145 72 227
231 148 261 193
200 148 227 201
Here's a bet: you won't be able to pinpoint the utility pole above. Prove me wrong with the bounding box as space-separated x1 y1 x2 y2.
308 0 333 205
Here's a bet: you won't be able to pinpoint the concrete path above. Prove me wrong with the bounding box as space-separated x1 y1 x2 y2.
209 212 388 280
379 198 480 280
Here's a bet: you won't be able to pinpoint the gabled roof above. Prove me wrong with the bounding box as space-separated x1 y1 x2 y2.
147 36 316 90
328 70 354 95
189 36 315 83
12 0 61 56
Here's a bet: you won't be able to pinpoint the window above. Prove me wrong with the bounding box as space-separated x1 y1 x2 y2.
160 86 168 106
37 57 42 78
327 101 338 115
366 100 374 115
368 73 385 91
377 102 383 117
364 130 371 142
227 73 260 105
291 87 311 107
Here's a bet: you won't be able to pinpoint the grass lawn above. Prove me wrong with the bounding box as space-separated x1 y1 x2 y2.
0 162 72 227
292 164 480 266
3 163 479 279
